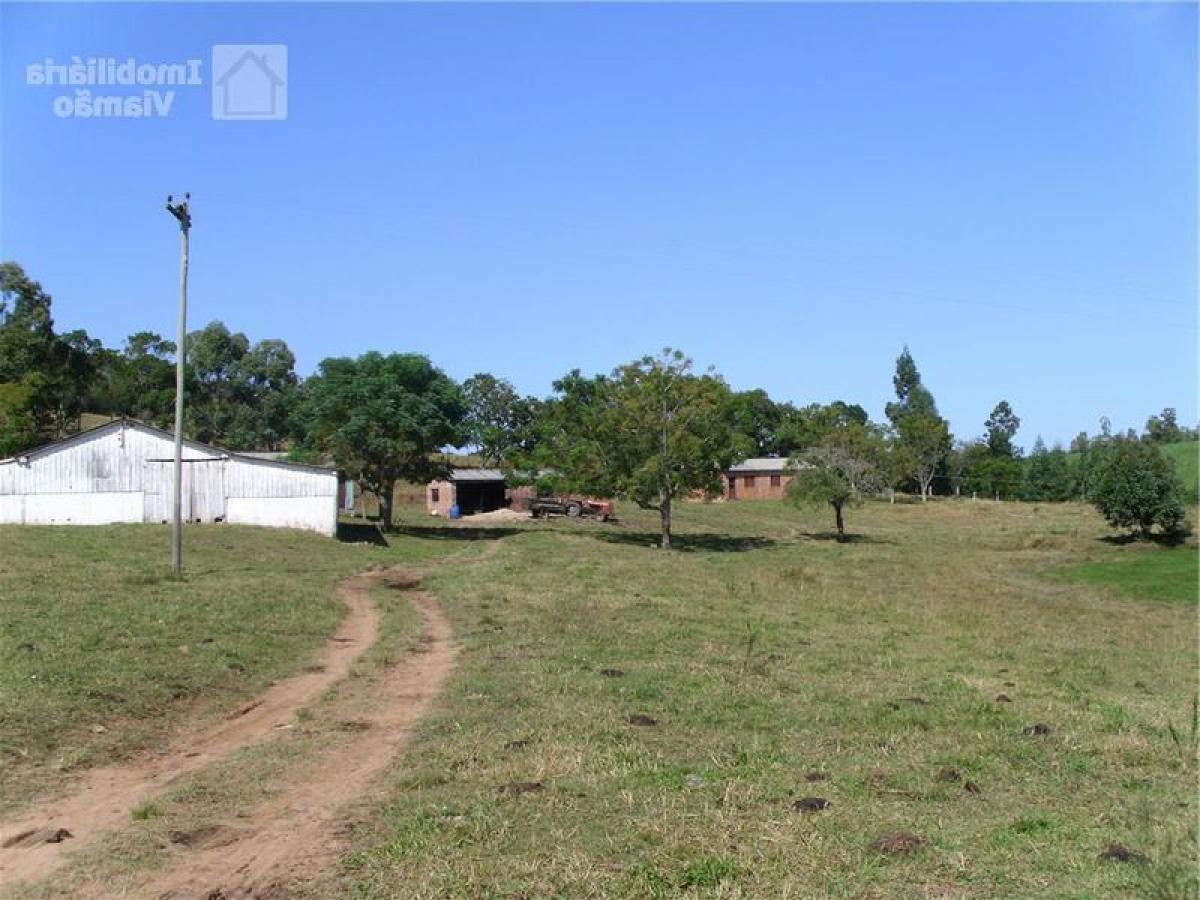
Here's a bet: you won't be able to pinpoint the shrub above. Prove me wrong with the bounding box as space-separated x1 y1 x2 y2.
1090 437 1188 539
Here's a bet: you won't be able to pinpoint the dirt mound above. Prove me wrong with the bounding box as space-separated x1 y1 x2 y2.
462 508 529 522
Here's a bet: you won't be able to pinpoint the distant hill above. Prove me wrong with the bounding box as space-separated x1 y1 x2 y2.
1162 440 1199 503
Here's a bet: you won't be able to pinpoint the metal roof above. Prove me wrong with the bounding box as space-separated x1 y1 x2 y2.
727 457 796 474
0 419 336 474
450 468 506 482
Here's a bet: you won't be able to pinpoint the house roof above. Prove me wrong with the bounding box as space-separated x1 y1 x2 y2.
727 457 795 474
0 419 335 474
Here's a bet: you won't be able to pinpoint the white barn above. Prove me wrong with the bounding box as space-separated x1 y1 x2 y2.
0 420 338 536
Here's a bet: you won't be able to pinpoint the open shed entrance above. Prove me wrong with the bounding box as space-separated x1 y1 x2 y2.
455 479 505 514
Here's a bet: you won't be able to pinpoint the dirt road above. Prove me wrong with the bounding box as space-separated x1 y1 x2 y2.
1 568 458 898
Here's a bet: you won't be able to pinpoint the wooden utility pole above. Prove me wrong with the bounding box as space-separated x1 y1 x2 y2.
166 194 192 577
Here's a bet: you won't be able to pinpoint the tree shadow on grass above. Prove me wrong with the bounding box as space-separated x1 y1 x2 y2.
590 531 776 553
797 531 894 545
1098 531 1192 548
337 521 389 546
394 524 523 542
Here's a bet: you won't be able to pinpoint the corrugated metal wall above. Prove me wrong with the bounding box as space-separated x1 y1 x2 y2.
0 423 217 495
0 422 337 535
225 457 333 498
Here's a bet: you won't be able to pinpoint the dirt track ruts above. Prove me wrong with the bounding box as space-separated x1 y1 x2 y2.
1 566 455 896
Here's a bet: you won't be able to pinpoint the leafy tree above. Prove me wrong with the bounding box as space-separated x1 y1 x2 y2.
182 322 298 448
299 352 465 530
0 264 58 448
186 321 251 444
544 349 750 549
231 339 299 449
462 373 538 466
0 379 39 456
898 412 950 500
728 389 783 457
44 328 101 436
773 401 869 457
1023 437 1074 502
957 439 1021 500
889 346 924 409
884 347 950 500
1089 437 1187 539
1144 407 1183 444
985 400 1021 457
786 424 888 540
946 440 973 496
89 332 178 428
0 262 105 445
0 263 55 382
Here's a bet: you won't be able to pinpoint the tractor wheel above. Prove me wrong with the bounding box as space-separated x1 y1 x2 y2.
566 502 582 518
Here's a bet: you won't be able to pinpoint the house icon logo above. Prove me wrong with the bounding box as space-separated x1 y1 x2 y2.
211 44 287 120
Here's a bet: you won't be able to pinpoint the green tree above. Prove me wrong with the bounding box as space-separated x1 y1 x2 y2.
299 352 465 530
773 401 869 457
183 323 298 449
786 424 888 540
462 373 538 466
884 347 950 500
98 332 177 428
230 339 299 449
728 389 782 456
545 349 750 549
0 379 39 456
1144 407 1183 444
186 321 251 444
1023 437 1074 502
1089 437 1187 539
985 400 1021 458
0 263 55 383
0 262 106 445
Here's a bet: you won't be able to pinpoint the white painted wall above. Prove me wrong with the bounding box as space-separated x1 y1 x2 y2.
226 496 337 536
0 495 24 524
23 492 143 525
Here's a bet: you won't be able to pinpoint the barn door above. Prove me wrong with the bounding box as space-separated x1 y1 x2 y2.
143 461 172 523
188 460 226 522
142 460 226 523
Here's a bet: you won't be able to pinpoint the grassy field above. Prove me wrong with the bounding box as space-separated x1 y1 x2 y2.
1063 544 1198 605
3 500 1196 898
325 500 1197 900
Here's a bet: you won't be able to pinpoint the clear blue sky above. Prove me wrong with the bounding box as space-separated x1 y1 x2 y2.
1 2 1195 448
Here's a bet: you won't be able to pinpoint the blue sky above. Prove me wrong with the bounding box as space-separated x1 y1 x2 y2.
1 2 1195 448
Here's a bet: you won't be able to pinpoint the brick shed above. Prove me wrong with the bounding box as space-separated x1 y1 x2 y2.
426 469 535 516
723 457 795 501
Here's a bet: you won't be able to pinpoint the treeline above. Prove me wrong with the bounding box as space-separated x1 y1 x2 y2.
0 263 299 455
1 262 1194 543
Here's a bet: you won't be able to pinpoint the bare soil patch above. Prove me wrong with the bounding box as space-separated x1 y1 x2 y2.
129 588 457 900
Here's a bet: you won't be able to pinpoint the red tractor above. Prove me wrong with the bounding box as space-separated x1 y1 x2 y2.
528 496 613 521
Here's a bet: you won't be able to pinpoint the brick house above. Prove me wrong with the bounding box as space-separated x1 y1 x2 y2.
723 457 795 501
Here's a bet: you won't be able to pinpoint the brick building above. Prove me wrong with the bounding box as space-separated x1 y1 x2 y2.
723 457 795 501
426 469 535 516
